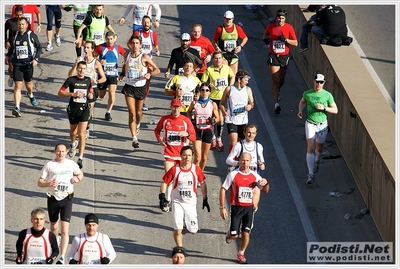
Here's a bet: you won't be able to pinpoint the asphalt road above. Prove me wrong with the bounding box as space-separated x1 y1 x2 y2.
2 4 387 267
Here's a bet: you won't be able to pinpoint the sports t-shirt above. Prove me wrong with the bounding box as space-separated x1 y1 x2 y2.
154 114 196 159
163 164 205 205
165 74 201 112
201 64 234 100
22 228 52 264
60 76 93 107
302 88 335 123
222 170 262 207
224 84 250 125
264 22 297 55
95 43 125 77
190 35 215 74
39 158 81 200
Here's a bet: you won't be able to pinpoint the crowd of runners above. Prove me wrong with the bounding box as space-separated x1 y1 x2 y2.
6 4 337 265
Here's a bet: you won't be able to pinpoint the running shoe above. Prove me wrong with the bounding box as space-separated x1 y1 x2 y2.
211 137 217 149
105 112 112 121
56 256 64 265
313 161 320 174
142 103 149 111
68 141 78 158
132 138 140 149
46 43 53 51
77 158 83 169
8 76 14 87
299 47 309 53
55 35 61 47
86 127 90 140
225 233 234 244
217 138 224 152
237 253 247 264
12 107 21 117
306 173 315 185
57 235 61 248
26 92 37 106
274 104 281 114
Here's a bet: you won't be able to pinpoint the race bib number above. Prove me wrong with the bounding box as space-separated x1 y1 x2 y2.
27 257 43 264
92 32 104 45
272 40 285 53
232 105 246 115
135 9 145 19
196 115 210 129
181 92 193 106
75 12 86 23
317 122 328 136
16 46 29 59
238 186 253 204
24 13 32 24
178 185 193 201
55 182 69 196
166 130 181 146
105 63 117 76
224 40 236 52
215 77 228 90
141 42 151 55
127 69 140 79
73 88 88 103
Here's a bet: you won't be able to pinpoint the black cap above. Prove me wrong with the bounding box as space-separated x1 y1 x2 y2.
171 246 187 258
84 213 99 225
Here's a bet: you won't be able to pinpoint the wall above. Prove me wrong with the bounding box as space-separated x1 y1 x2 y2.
266 5 395 245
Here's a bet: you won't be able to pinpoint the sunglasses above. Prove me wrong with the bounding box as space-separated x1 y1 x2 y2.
200 88 210 92
315 81 324 84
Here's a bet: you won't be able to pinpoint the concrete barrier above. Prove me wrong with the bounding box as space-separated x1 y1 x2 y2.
266 5 395 245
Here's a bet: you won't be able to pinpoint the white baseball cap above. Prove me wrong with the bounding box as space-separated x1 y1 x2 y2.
181 33 191 41
224 10 234 19
314 74 325 82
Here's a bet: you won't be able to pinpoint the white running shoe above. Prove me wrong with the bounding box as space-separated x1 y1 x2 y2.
8 76 14 87
55 35 61 47
46 43 53 51
68 141 78 158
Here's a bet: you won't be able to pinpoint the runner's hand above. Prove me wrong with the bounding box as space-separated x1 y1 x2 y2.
69 259 78 264
159 193 167 210
101 257 110 264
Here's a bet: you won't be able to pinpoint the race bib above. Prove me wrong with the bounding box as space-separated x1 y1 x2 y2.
104 63 117 76
24 13 32 24
16 46 29 59
135 9 145 19
166 130 181 146
127 69 140 79
181 92 193 106
215 77 228 90
190 46 201 53
73 88 88 103
178 185 193 201
141 42 151 55
232 105 246 115
224 40 236 52
92 32 104 45
74 12 86 24
238 186 253 203
317 121 328 136
27 257 43 264
272 40 285 53
196 115 210 129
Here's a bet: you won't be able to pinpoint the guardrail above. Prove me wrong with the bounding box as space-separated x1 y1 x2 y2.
266 5 395 246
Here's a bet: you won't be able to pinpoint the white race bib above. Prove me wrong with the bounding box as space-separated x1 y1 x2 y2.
166 130 181 146
238 186 253 204
272 40 285 53
224 40 236 52
16 46 29 59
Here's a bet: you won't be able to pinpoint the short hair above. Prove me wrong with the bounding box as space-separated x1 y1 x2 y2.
183 59 194 67
14 5 24 13
31 208 46 218
129 34 142 44
235 69 251 82
54 143 68 151
77 61 87 68
276 8 287 17
105 31 116 38
180 145 193 155
17 17 29 25
142 15 152 22
244 123 258 132
212 51 223 58
191 23 202 30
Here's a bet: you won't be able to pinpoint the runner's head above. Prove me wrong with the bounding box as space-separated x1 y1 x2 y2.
105 31 117 46
142 15 152 31
191 23 202 39
170 99 182 117
180 33 191 49
30 208 46 231
171 246 186 264
224 10 234 26
276 9 287 26
84 213 99 236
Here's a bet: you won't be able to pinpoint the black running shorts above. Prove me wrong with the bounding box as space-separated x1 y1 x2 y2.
267 53 291 68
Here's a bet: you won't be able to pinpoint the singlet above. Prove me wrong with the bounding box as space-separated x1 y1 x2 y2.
23 228 52 264
81 57 98 88
87 12 106 45
124 52 148 87
100 44 120 77
167 164 204 205
193 100 214 130
12 30 35 66
73 4 90 26
225 84 249 125
76 233 105 264
218 24 238 52
132 4 153 26
138 29 154 57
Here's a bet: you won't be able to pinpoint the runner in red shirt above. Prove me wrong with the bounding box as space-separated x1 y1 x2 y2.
190 23 215 80
212 10 248 76
12 5 42 33
154 99 196 211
